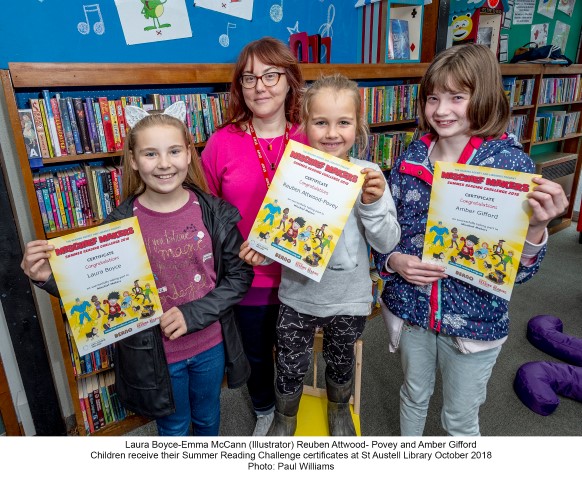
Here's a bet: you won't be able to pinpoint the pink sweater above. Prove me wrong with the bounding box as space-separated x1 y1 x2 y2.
201 123 307 291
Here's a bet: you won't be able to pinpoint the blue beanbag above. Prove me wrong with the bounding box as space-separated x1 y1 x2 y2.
514 361 582 416
526 315 582 367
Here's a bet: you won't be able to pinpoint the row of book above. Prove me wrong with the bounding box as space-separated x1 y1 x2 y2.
19 93 142 161
532 110 580 143
538 75 582 105
360 83 419 125
502 77 535 107
507 113 529 142
357 130 415 170
78 371 130 435
33 161 123 234
146 92 230 144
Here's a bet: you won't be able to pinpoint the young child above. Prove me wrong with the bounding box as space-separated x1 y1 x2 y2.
373 44 568 436
240 74 401 436
20 102 254 436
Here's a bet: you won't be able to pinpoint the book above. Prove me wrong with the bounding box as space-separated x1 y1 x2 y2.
72 98 92 153
421 162 536 300
57 96 77 155
114 99 128 146
389 19 410 60
38 99 55 157
17 109 43 166
98 97 116 152
247 140 366 282
47 217 163 354
92 99 108 153
90 376 106 429
50 98 68 155
29 99 51 158
33 172 51 232
84 98 101 153
81 379 96 433
41 90 62 157
109 100 123 151
65 97 84 154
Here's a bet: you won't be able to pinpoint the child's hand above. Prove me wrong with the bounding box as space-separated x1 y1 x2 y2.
239 240 266 266
21 240 54 282
526 177 569 243
389 253 447 286
160 306 187 340
361 168 386 204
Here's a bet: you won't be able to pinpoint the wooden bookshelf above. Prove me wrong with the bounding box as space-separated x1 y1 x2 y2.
3 61 581 435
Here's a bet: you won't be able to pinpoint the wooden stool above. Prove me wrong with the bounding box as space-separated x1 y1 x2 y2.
302 328 363 415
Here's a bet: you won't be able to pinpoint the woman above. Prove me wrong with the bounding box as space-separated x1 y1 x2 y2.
201 37 306 436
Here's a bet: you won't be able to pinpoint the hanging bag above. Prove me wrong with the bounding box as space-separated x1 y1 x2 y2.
510 42 573 65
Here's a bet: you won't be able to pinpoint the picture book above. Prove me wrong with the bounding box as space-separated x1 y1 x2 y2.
48 217 162 355
247 140 365 282
421 162 536 300
18 109 42 166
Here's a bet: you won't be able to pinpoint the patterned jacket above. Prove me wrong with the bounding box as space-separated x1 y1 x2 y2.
373 134 546 341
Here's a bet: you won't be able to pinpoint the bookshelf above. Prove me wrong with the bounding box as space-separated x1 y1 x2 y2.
2 61 581 435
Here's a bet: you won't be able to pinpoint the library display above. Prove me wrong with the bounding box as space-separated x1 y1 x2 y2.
421 162 536 300
247 140 365 282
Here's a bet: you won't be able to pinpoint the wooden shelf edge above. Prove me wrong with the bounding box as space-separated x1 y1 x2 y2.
531 151 579 164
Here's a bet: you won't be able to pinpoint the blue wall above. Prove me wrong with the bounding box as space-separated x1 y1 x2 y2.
1 1 358 68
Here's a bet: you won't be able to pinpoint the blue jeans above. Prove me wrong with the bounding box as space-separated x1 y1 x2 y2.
233 304 278 414
399 324 501 436
156 342 225 436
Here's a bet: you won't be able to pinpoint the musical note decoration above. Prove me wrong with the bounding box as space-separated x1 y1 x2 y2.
318 4 335 38
78 4 105 35
219 22 237 47
270 0 283 22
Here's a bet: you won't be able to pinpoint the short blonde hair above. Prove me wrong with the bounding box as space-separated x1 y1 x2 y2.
121 113 208 201
301 73 369 157
418 44 509 138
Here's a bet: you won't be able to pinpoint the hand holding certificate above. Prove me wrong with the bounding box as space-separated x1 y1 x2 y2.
48 217 162 354
247 140 365 282
422 162 537 300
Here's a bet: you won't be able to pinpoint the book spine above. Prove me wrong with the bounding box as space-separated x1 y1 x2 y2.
57 96 77 155
82 163 99 221
57 170 75 228
81 379 94 434
29 99 51 158
78 388 90 435
84 98 101 153
98 375 113 425
50 98 68 155
73 98 92 153
38 99 55 157
45 173 62 230
91 376 106 429
66 168 85 227
98 97 115 152
39 173 56 232
109 100 123 151
33 173 50 233
91 167 104 220
115 99 127 146
51 171 69 229
41 90 62 156
92 101 108 153
101 170 113 215
65 97 84 154
86 378 100 431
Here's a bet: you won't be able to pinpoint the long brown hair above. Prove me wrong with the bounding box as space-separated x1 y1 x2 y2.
417 43 509 139
121 113 209 201
223 36 304 129
301 73 370 157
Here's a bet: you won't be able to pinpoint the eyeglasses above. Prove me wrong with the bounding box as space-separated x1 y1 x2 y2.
240 72 285 89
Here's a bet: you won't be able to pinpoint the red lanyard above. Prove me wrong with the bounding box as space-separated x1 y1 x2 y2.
248 120 290 189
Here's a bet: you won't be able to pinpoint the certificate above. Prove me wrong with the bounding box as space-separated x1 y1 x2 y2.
248 140 365 282
49 217 162 354
422 162 536 300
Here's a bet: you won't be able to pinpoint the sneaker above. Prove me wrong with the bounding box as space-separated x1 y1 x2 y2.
252 412 274 436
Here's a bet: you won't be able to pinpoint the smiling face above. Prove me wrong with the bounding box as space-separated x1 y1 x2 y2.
130 124 191 202
241 56 289 122
424 88 472 142
306 88 357 160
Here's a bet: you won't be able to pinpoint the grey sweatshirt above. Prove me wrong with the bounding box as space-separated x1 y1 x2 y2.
278 158 400 317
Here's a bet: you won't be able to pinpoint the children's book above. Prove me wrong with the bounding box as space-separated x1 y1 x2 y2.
247 140 365 282
421 162 536 300
18 109 43 166
48 217 163 355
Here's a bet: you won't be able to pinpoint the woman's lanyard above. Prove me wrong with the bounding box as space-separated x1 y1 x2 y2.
248 120 290 188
